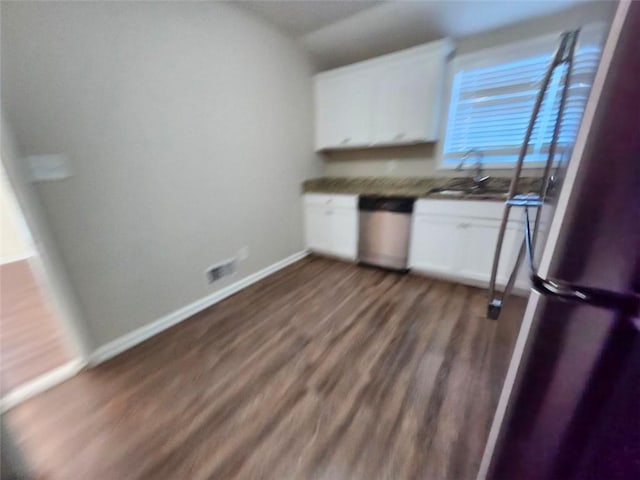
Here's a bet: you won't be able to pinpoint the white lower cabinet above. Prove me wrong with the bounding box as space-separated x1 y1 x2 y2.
456 219 503 283
329 208 358 259
303 194 357 260
304 205 331 252
409 200 547 291
304 195 548 292
456 218 525 284
409 215 460 275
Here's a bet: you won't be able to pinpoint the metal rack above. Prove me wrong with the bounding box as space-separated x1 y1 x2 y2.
486 30 580 320
521 207 640 318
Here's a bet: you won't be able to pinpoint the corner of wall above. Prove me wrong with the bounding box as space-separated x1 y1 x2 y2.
1 113 95 358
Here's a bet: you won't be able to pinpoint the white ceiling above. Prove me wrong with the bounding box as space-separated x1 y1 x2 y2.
235 0 594 69
237 1 384 37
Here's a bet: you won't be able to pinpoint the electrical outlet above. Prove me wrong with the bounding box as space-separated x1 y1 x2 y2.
237 246 249 261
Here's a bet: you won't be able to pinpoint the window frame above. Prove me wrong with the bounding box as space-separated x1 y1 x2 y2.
437 25 606 171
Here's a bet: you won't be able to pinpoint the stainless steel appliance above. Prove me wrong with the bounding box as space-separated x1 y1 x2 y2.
357 196 414 271
480 2 640 478
486 28 580 320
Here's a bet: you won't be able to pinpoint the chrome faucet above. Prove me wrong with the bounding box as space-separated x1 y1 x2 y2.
456 149 490 190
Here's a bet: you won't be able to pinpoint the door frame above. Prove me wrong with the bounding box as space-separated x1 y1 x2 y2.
1 123 93 371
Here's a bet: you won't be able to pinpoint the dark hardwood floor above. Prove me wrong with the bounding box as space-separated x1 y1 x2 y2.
1 259 72 393
6 256 526 480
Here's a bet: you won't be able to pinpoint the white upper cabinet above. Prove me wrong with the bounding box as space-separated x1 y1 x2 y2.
315 67 375 149
372 49 445 146
314 39 453 151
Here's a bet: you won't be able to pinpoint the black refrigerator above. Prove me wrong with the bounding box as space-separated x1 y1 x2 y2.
481 1 640 479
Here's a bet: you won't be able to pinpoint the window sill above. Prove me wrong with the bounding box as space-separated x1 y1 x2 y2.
437 161 554 171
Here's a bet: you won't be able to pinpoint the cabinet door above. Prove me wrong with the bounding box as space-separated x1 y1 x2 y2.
455 219 500 283
314 68 374 150
457 218 528 285
330 208 358 260
304 206 331 253
372 53 443 145
409 214 460 274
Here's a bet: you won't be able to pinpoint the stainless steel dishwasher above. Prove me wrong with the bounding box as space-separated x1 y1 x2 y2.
358 196 415 271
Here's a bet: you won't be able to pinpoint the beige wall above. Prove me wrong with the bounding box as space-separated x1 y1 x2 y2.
322 1 618 178
1 2 321 346
321 144 537 178
0 169 32 262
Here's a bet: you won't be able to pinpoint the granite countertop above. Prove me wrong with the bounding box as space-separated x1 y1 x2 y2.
302 176 544 201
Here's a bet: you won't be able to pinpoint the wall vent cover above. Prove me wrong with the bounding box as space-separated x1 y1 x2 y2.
206 259 236 284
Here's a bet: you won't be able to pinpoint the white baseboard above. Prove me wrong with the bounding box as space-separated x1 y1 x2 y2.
1 359 85 412
89 250 309 366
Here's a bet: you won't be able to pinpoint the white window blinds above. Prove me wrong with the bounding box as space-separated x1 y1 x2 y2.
442 26 605 166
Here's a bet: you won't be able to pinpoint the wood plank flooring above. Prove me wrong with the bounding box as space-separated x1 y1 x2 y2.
1 259 72 392
5 256 526 480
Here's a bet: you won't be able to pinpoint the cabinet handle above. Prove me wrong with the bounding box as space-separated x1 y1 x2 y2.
395 133 406 140
341 137 351 144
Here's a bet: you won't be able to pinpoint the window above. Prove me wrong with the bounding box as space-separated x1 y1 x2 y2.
441 26 605 168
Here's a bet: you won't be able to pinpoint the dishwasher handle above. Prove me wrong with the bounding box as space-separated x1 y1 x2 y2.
358 196 415 213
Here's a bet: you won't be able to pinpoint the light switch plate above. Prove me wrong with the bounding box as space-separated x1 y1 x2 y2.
27 154 72 182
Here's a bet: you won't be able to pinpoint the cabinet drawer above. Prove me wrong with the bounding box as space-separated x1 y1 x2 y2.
414 199 505 219
414 199 553 226
303 194 358 209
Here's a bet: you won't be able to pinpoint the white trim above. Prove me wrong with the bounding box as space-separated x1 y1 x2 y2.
89 250 309 366
437 160 552 172
0 252 35 265
0 359 85 412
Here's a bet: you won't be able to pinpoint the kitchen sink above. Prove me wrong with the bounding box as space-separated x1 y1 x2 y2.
433 189 467 196
428 186 509 199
